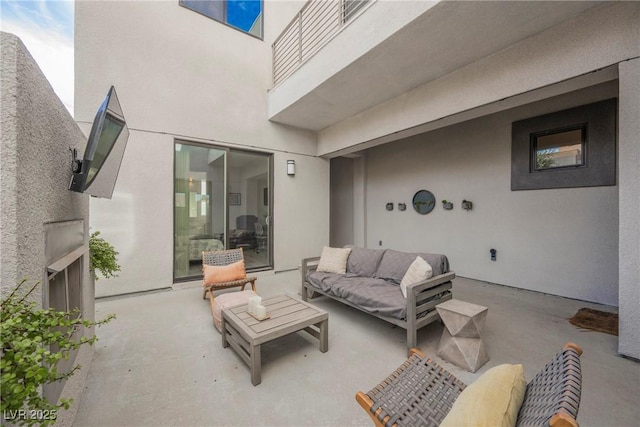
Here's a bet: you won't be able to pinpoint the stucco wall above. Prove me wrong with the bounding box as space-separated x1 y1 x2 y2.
618 59 640 359
364 82 619 306
75 1 329 296
318 1 639 156
0 32 93 427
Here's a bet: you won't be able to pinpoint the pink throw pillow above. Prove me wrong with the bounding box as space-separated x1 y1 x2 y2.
203 260 246 285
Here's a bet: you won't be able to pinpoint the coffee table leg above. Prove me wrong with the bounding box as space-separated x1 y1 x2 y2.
222 316 229 348
250 344 262 386
319 319 328 353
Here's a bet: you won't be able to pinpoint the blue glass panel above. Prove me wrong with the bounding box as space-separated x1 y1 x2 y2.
226 0 261 32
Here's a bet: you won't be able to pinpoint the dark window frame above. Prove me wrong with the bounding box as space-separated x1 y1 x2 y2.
530 123 587 172
511 98 617 191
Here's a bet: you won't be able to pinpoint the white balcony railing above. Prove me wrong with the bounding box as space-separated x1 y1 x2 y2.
272 0 373 87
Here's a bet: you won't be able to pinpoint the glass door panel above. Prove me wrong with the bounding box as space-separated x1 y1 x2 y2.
228 151 271 270
174 143 227 280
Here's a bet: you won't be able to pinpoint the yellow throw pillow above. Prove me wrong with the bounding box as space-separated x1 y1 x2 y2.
440 364 526 427
203 260 246 285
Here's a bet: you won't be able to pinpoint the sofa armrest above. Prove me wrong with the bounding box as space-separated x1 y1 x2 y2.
404 271 455 354
301 257 321 301
302 256 321 277
406 271 455 296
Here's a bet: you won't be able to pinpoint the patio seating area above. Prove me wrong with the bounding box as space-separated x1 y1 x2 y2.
73 271 639 426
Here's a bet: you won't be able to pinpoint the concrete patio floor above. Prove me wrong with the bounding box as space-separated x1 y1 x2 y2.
73 271 639 426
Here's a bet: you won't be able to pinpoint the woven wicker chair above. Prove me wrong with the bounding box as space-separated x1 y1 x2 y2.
356 343 583 427
202 249 257 303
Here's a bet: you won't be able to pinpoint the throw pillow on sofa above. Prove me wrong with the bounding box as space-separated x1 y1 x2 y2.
317 246 352 274
400 256 433 298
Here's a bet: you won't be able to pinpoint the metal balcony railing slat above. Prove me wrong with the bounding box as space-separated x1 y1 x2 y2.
272 0 374 87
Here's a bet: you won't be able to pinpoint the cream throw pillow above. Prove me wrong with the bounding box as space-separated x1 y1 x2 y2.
399 256 433 298
317 246 352 274
440 364 527 427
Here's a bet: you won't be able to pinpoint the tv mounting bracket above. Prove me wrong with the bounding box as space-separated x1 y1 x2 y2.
70 147 82 173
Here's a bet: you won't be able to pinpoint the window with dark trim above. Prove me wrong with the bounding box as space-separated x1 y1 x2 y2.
180 0 263 39
531 124 586 171
511 98 616 190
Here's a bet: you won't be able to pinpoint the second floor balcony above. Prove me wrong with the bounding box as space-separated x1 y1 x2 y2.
267 0 606 134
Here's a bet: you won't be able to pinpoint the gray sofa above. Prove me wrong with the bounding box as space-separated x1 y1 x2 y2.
301 246 455 353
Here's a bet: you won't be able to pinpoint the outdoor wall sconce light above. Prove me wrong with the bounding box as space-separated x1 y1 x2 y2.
287 160 295 176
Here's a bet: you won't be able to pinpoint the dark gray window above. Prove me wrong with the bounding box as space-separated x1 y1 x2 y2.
532 125 586 171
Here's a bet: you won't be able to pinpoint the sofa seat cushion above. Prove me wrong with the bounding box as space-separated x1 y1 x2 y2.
306 271 347 293
344 245 386 277
376 249 449 284
331 277 407 320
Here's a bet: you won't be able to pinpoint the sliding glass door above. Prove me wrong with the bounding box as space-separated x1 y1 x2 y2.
174 141 271 281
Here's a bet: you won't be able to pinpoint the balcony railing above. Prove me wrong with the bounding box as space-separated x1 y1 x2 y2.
272 0 374 87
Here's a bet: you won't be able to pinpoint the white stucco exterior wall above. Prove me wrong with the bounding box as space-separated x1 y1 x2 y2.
75 1 329 295
364 82 619 306
318 1 639 156
618 58 640 360
1 32 94 427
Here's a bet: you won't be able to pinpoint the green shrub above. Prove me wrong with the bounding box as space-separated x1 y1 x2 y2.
1 280 114 426
89 231 120 281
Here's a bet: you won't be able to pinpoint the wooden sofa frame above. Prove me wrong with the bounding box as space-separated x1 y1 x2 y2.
302 256 455 354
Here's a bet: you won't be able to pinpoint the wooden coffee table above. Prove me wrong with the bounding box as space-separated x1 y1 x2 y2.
221 294 328 385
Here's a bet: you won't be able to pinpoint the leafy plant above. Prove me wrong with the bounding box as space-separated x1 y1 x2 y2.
536 149 557 170
89 231 120 281
1 280 114 426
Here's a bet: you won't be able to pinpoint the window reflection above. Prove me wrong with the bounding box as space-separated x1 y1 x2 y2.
533 126 586 171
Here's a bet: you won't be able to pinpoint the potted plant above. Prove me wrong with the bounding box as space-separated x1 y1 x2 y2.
89 231 121 281
442 200 453 210
462 199 473 211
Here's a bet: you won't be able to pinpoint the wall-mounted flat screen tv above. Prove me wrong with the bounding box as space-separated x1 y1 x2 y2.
69 86 129 199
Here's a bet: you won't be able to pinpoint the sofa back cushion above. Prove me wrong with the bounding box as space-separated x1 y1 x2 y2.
375 249 449 284
345 245 386 277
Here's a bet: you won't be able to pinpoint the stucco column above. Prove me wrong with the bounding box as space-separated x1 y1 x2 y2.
618 58 640 360
353 155 367 248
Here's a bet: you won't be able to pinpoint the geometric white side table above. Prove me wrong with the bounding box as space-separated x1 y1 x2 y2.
436 299 489 373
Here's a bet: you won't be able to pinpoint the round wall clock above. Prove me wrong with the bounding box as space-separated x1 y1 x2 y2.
412 190 436 215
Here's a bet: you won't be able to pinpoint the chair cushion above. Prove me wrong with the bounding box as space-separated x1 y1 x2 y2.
317 246 352 274
203 259 246 285
440 364 526 427
344 245 386 277
400 256 433 298
212 290 257 332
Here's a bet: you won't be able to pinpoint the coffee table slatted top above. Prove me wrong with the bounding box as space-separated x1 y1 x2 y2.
227 294 328 344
